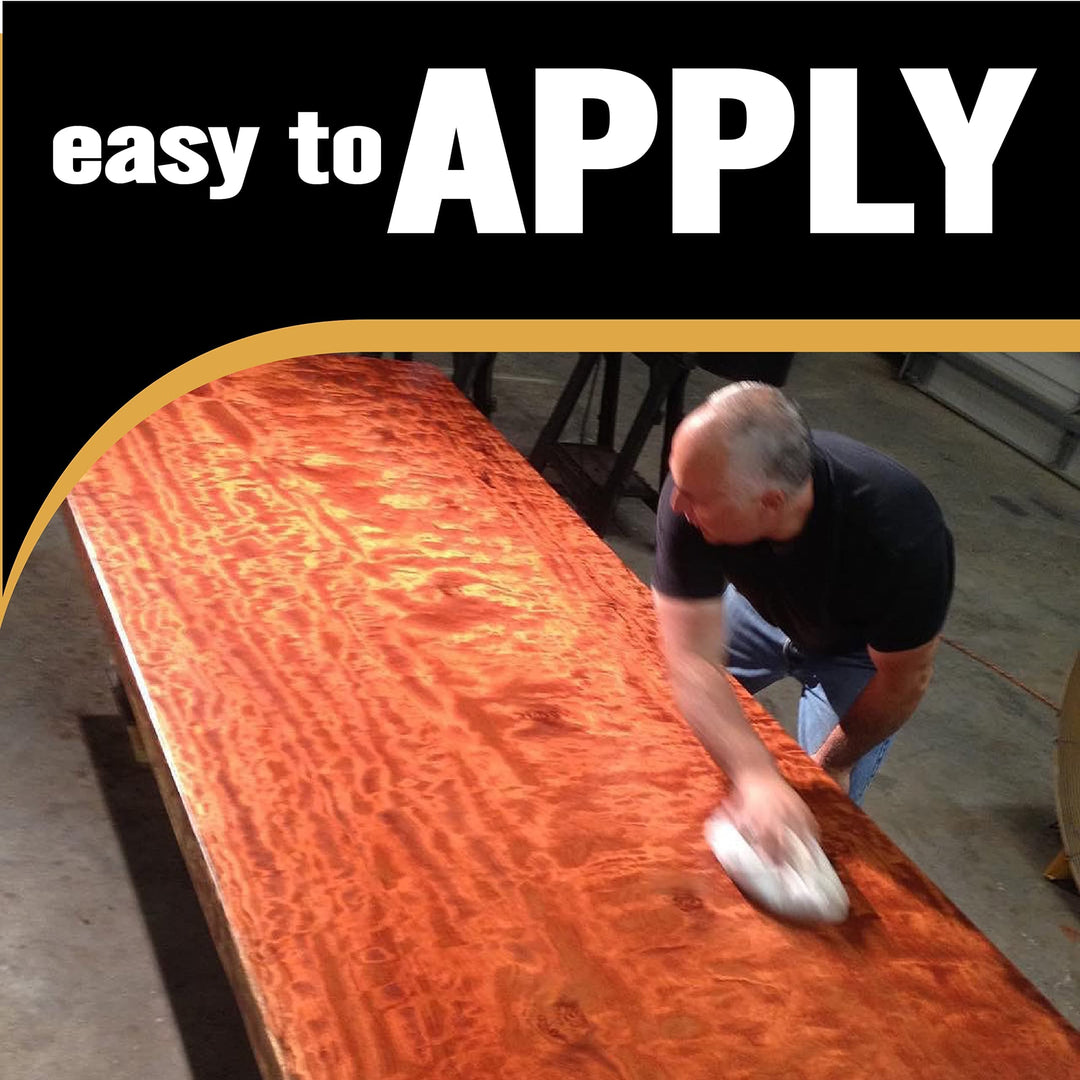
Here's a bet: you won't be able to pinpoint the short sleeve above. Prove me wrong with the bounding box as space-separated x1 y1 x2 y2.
652 473 729 600
866 525 955 652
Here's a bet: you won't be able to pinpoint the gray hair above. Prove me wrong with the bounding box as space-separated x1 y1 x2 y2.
704 381 813 495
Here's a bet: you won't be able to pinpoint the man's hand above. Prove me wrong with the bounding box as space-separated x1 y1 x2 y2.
811 747 852 795
725 769 820 862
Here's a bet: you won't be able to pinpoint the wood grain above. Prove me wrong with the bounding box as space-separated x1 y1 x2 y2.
65 355 1079 1079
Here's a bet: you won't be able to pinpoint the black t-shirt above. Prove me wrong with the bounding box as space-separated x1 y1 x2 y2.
653 431 955 656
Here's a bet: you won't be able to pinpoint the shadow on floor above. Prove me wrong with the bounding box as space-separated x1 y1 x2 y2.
994 801 1080 895
78 713 262 1080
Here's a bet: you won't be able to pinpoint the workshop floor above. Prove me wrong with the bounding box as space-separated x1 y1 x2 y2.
2 352 1077 1079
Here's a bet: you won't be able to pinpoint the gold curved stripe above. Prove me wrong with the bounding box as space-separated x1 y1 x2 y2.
1 317 1077 624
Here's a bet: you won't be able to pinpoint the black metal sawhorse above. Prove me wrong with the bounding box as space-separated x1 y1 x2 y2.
528 353 698 536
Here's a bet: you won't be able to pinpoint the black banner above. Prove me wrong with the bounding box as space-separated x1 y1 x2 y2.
3 1 1077 586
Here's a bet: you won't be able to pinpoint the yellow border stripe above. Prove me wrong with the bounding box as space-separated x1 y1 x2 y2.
1 35 6 629
2 317 1078 624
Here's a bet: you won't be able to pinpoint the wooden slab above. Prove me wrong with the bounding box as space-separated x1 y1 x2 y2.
65 355 1080 1079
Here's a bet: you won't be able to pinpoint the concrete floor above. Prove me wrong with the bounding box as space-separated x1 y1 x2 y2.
1 352 1077 1079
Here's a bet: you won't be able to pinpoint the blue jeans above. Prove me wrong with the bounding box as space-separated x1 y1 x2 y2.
722 585 892 805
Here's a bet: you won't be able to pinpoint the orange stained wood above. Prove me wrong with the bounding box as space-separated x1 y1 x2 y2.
65 356 1079 1079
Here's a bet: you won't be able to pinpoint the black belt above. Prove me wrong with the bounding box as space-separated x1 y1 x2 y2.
783 639 819 688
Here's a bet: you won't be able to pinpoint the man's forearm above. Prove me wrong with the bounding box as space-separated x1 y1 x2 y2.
667 653 779 784
815 667 929 772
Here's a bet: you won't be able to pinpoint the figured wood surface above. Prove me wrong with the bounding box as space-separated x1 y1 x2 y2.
66 356 1079 1078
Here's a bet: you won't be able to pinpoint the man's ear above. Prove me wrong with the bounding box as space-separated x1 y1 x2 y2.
760 488 786 513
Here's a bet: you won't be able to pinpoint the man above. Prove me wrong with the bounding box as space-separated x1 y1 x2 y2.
652 381 954 856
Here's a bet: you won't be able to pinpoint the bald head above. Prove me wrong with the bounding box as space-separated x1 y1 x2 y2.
674 382 812 498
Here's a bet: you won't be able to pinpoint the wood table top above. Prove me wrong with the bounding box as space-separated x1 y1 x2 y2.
65 355 1079 1079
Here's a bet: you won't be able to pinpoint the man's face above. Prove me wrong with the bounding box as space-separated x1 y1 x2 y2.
668 442 766 545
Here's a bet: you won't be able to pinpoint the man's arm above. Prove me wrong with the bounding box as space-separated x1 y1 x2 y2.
652 588 818 851
811 636 940 788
